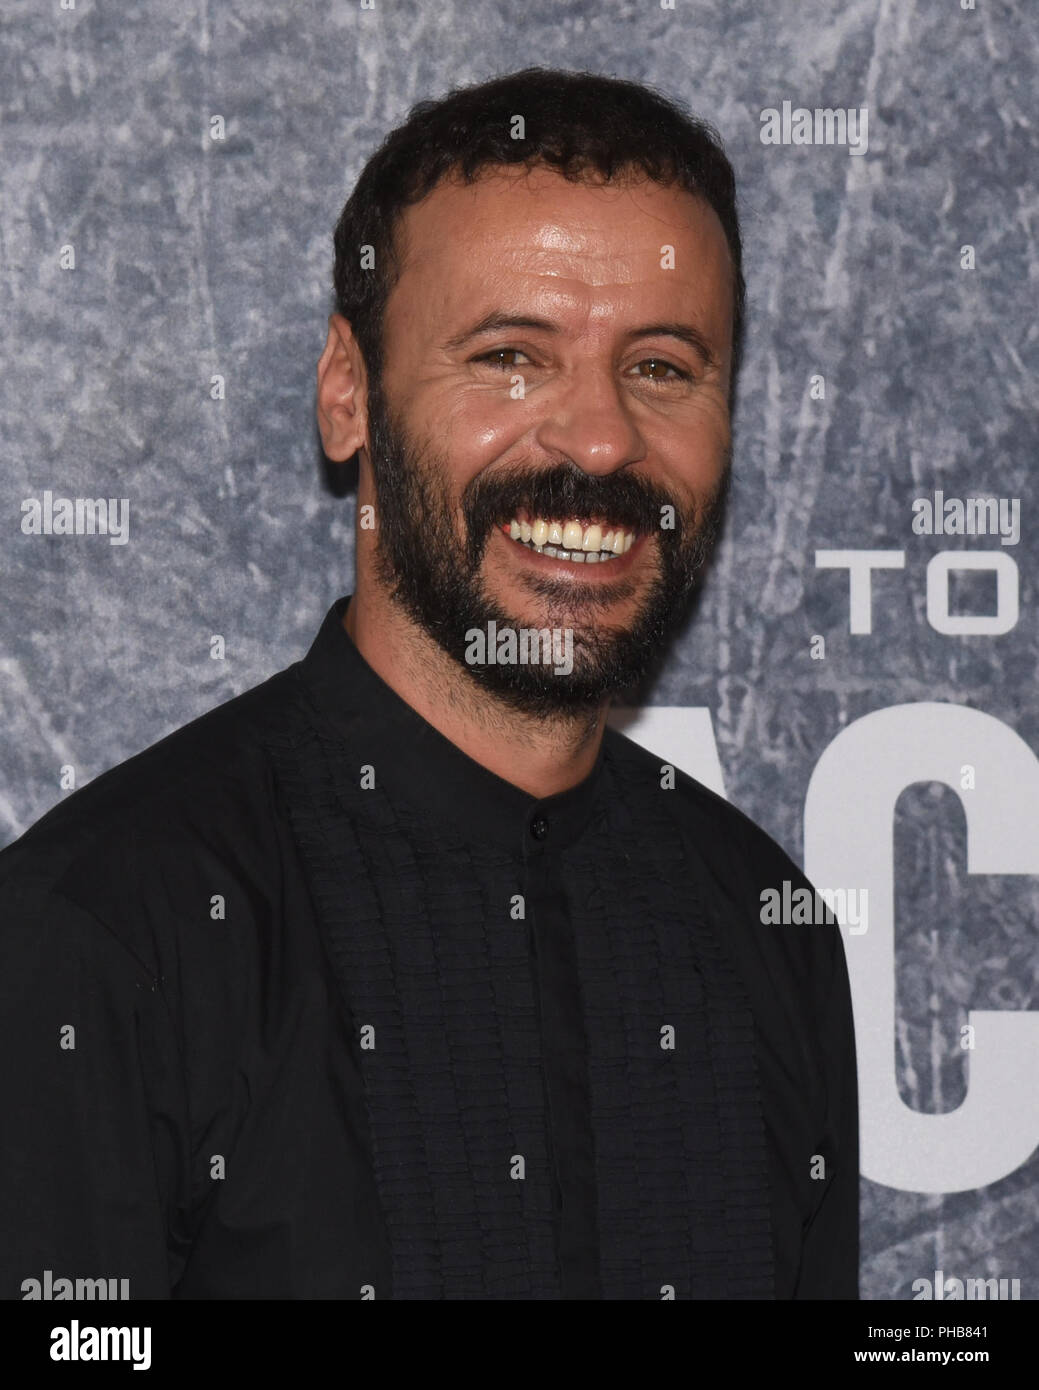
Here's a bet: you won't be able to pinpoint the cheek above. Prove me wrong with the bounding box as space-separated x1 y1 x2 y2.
653 406 731 490
443 389 533 462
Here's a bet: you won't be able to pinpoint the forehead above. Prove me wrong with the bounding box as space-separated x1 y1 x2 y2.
388 163 733 328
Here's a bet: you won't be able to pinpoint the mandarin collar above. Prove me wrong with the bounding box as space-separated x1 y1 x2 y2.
295 596 608 857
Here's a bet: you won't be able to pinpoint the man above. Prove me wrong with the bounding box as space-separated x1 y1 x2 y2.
0 67 858 1300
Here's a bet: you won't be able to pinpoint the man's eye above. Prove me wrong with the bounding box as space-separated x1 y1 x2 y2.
634 358 691 382
472 348 531 370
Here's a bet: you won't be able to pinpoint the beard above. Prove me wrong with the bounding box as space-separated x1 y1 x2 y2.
363 368 729 717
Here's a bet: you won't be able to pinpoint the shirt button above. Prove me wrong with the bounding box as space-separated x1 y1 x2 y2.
530 815 549 841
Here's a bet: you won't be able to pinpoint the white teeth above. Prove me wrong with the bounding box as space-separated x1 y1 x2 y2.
505 516 636 564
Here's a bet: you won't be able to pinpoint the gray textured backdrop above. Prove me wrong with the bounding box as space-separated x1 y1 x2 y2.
2 0 1037 1300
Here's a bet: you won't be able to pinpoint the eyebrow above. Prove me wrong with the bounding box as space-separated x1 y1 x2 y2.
442 311 721 370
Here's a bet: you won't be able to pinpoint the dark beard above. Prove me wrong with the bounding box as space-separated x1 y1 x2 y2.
364 369 729 717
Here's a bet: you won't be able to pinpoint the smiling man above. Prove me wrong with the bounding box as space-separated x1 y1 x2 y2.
0 67 858 1300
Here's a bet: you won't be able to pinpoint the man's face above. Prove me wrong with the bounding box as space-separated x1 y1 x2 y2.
364 163 734 715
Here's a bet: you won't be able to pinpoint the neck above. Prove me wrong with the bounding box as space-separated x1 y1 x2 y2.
343 582 608 800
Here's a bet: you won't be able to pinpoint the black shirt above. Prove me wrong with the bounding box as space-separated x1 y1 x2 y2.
0 595 858 1299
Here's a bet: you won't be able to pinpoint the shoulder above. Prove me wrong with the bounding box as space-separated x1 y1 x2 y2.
0 664 306 974
603 723 803 888
603 724 845 1005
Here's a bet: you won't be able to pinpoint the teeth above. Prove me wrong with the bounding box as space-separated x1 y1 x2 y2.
504 516 637 565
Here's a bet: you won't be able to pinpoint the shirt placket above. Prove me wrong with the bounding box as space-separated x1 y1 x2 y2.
523 809 602 1299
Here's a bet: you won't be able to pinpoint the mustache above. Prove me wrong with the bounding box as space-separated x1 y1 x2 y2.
461 461 685 566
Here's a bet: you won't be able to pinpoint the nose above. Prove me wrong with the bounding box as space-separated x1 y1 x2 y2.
532 360 647 476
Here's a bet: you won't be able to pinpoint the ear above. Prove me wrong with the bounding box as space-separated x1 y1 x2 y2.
316 313 368 461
